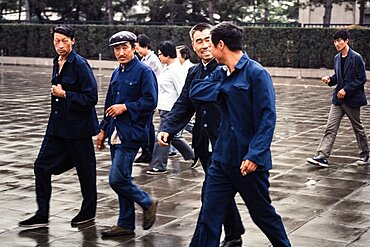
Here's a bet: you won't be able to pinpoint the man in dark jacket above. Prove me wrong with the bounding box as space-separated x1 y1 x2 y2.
157 23 244 247
189 21 290 247
19 25 99 228
96 31 158 237
307 29 369 167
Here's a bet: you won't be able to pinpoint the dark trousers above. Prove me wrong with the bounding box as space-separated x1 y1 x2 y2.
34 135 97 218
199 160 291 247
189 148 245 246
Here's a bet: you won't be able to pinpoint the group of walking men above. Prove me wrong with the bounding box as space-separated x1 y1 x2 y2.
18 20 369 247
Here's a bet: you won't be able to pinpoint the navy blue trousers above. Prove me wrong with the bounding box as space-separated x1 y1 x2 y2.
34 135 97 218
189 152 245 246
199 160 291 247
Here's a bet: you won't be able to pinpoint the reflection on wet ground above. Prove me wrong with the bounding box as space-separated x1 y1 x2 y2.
0 65 370 246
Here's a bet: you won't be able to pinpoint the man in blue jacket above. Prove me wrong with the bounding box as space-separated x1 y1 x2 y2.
19 25 99 228
190 22 291 247
307 29 369 168
157 23 244 247
96 31 158 237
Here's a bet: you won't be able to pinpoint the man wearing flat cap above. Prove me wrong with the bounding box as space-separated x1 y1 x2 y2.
96 31 159 237
19 25 99 228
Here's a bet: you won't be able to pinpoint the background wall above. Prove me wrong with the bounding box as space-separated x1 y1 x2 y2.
0 24 369 69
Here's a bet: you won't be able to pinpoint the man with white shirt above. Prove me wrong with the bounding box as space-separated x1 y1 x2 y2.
147 40 194 174
134 34 163 163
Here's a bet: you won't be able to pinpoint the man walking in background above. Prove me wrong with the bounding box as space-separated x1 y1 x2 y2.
133 34 162 164
307 29 369 168
19 25 99 228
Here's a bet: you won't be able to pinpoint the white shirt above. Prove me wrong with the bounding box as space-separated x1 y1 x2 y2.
141 51 163 77
157 59 185 111
182 59 194 74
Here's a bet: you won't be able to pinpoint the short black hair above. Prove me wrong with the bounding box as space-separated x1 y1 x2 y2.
333 29 350 41
177 45 192 60
158 40 177 58
211 22 243 52
137 34 151 49
189 23 213 41
52 25 75 39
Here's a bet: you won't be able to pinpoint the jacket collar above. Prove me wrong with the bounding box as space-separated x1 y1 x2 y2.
53 49 76 64
120 56 138 72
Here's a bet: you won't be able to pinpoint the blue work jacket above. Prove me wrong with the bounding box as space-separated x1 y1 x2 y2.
47 50 99 139
190 53 276 171
100 57 158 148
161 59 221 148
329 48 367 108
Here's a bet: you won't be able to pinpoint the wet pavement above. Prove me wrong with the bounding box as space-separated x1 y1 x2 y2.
0 64 370 246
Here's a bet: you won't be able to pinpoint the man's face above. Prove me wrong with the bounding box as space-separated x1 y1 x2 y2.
191 29 213 63
53 33 74 57
114 42 135 65
333 38 348 52
135 43 148 57
157 49 168 65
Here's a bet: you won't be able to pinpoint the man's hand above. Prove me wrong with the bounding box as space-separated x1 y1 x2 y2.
96 130 106 150
337 89 346 99
157 131 170 146
51 84 66 98
321 76 330 84
240 159 257 176
106 104 127 118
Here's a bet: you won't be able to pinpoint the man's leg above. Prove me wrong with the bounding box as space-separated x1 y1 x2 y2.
198 161 236 247
315 104 344 158
171 130 195 161
69 138 97 221
343 104 369 158
34 135 69 218
149 110 170 171
236 170 290 247
109 145 152 230
223 199 245 242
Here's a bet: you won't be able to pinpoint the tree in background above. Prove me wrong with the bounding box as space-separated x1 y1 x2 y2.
300 0 369 26
1 0 300 24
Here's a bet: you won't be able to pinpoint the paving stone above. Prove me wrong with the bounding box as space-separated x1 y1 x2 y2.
1 65 370 246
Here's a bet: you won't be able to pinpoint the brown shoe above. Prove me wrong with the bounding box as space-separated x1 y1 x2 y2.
143 198 158 230
101 225 134 237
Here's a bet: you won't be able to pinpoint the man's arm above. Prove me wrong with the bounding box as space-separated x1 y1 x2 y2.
343 54 367 95
244 69 276 168
65 61 98 111
189 68 223 104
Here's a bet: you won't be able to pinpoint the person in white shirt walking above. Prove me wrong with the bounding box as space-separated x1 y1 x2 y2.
147 41 194 175
134 34 163 164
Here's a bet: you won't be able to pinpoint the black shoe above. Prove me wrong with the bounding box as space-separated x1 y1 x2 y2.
220 237 242 247
71 214 95 226
306 156 329 168
143 198 158 230
190 158 200 169
168 151 177 157
101 225 135 237
134 153 152 163
146 168 168 175
19 214 49 229
357 155 369 165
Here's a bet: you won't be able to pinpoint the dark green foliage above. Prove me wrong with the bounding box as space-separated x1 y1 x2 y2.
0 24 369 69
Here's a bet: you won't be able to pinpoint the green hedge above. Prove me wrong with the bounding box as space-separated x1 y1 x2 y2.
0 24 369 69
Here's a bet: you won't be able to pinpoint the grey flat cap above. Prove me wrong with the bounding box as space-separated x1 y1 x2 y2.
109 31 137 46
